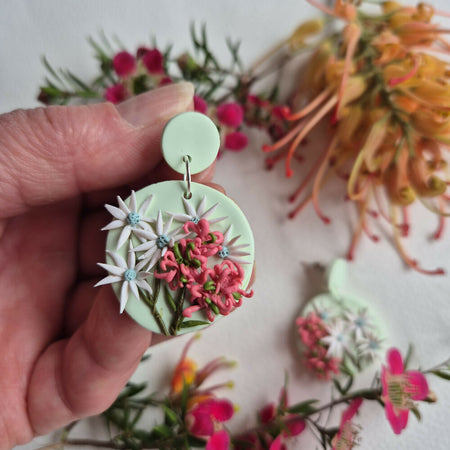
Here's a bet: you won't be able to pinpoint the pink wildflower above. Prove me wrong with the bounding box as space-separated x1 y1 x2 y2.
112 51 136 77
296 312 341 379
224 131 248 151
332 398 363 450
206 429 230 450
186 396 234 438
104 84 127 104
381 348 429 434
217 102 244 127
194 95 208 114
141 48 164 74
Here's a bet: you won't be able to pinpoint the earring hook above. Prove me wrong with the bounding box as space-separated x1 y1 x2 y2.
183 155 192 199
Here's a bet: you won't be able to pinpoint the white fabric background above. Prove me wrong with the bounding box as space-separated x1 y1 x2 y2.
1 1 449 449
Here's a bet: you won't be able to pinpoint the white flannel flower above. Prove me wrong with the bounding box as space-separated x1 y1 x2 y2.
358 333 384 363
172 195 226 225
102 191 154 250
95 243 152 314
133 210 184 270
344 308 374 342
321 320 351 359
217 225 251 265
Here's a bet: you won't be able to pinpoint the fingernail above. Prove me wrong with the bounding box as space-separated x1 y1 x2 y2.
116 82 194 127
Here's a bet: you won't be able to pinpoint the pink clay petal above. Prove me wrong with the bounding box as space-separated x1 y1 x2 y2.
206 430 230 450
183 305 201 317
385 401 408 435
387 348 404 374
407 371 429 400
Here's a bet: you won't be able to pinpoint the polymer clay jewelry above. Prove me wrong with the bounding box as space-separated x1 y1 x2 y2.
96 112 255 336
296 259 386 378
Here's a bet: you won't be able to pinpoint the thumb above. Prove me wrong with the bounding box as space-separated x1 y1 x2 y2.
0 82 194 219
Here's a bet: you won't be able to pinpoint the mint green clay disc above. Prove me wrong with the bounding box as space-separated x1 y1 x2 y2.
162 112 220 174
104 181 255 336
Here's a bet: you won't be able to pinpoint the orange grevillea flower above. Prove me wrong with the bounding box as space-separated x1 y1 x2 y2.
263 1 450 274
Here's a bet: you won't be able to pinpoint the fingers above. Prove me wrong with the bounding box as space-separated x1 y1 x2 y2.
27 287 152 435
0 82 194 219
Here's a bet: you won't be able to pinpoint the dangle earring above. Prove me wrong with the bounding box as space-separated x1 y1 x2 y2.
96 111 255 336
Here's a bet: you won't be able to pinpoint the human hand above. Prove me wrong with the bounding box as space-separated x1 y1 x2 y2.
0 83 216 448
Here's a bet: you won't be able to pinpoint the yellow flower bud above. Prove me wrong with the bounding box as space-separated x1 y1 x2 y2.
288 19 323 51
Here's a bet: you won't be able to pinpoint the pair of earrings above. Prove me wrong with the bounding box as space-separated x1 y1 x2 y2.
96 112 255 336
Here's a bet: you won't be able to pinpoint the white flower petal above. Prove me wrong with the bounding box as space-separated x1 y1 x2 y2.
97 263 125 276
101 219 125 231
138 194 154 216
134 240 156 253
129 191 137 212
222 226 232 242
164 215 174 234
135 228 158 240
129 280 140 301
116 226 132 250
106 250 128 269
156 210 163 235
128 246 136 269
228 256 251 265
120 282 129 313
95 275 122 287
183 196 197 217
146 250 162 270
105 204 127 220
135 279 153 294
117 196 131 214
172 213 191 222
202 202 219 219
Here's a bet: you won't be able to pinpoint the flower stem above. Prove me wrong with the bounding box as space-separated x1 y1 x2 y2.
169 286 187 335
140 278 169 336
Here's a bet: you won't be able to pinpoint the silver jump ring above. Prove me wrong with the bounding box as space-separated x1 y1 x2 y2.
183 155 192 199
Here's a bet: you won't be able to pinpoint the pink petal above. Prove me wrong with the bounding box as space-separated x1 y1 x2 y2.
284 417 306 436
259 403 276 424
112 51 136 78
194 95 208 114
387 348 404 375
183 305 202 317
269 435 284 450
224 131 248 151
206 430 230 450
385 401 408 435
341 397 363 424
209 399 234 422
188 410 215 437
407 371 429 400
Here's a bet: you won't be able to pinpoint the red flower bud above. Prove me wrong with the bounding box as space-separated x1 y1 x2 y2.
217 102 244 127
224 131 248 151
112 51 136 78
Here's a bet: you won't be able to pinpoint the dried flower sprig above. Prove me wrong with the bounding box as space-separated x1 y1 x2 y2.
262 0 450 274
45 338 447 450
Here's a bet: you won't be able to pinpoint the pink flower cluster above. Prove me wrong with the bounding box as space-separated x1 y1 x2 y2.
194 97 249 152
156 219 253 322
105 48 170 103
296 312 340 380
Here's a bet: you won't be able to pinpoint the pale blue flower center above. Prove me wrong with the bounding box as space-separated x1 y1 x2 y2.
319 311 329 320
218 245 229 258
355 317 365 328
124 269 137 281
369 340 379 350
336 334 344 342
157 234 170 249
191 216 200 224
127 212 141 226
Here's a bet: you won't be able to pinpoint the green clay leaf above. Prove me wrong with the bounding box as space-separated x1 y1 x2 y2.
180 320 211 329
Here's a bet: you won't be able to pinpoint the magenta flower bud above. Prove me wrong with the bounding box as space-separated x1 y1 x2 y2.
194 95 208 114
104 84 127 104
142 48 164 74
112 51 136 78
217 102 244 127
224 131 248 151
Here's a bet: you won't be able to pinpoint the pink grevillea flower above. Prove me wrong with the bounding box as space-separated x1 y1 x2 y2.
194 95 208 114
332 398 363 450
217 102 244 127
224 131 248 151
141 48 164 74
112 51 136 77
186 395 234 438
185 260 253 322
104 84 127 104
184 219 224 253
296 312 341 379
381 348 429 434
